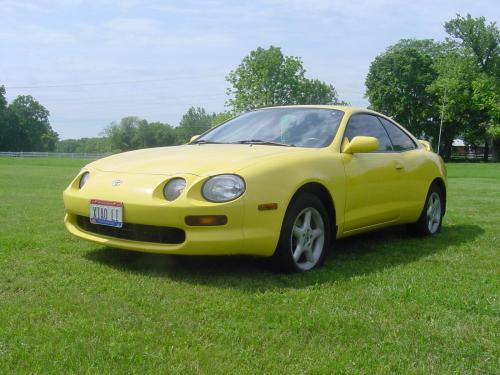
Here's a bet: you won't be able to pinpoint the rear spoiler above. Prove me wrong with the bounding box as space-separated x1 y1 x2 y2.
418 140 433 152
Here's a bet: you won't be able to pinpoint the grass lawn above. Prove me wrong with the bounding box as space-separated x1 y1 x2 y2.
0 157 498 374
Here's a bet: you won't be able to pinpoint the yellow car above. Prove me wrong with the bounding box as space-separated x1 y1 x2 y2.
63 105 447 272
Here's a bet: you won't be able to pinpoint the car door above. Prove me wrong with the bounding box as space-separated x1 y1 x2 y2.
341 113 405 233
377 116 428 218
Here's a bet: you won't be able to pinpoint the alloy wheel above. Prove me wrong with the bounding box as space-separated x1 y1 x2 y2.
290 207 325 271
426 192 442 234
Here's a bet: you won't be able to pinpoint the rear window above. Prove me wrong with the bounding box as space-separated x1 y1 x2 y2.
378 117 416 151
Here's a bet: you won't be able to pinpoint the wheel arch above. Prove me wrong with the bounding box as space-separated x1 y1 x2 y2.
289 182 337 238
431 177 447 215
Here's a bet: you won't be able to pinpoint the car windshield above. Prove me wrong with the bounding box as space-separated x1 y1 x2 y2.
194 108 344 148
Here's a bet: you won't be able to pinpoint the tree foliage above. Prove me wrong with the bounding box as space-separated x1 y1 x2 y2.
56 137 112 153
176 107 214 143
445 15 499 146
0 86 10 151
472 74 500 137
212 111 233 127
434 14 500 159
428 50 486 156
105 116 177 152
366 14 500 160
0 88 59 152
299 79 346 106
445 14 499 76
365 39 444 142
226 46 344 112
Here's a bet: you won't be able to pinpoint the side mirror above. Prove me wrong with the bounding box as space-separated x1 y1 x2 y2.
342 136 379 154
189 135 200 143
418 140 432 152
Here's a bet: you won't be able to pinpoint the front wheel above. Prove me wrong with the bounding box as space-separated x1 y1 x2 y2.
408 184 444 236
271 193 331 272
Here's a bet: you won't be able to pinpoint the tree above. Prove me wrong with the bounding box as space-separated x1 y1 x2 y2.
105 116 142 151
176 107 214 143
445 14 499 76
0 86 8 151
0 86 6 110
212 111 233 127
299 79 346 105
472 74 500 136
0 88 59 152
366 16 499 160
105 116 177 151
56 137 112 153
428 50 484 159
226 46 344 112
8 95 58 151
365 39 446 147
136 121 177 148
444 14 500 160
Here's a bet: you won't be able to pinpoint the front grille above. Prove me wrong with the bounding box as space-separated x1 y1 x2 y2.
76 216 185 244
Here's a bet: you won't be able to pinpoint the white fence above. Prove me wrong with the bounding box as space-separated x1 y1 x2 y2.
0 151 111 160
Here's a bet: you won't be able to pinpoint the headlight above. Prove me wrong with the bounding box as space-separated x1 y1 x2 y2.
202 174 245 202
79 172 90 189
163 178 186 201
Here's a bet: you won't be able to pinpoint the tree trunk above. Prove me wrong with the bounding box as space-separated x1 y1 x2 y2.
493 138 500 162
442 139 453 161
483 139 489 162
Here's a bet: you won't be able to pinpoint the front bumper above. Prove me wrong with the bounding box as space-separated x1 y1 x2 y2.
63 170 283 256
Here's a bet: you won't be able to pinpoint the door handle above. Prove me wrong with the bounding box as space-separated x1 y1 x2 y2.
394 161 404 170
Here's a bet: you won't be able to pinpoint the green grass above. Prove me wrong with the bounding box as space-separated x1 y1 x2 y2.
0 157 498 374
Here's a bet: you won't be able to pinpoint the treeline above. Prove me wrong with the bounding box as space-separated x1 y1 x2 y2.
365 14 499 160
2 14 498 160
56 108 233 153
0 87 58 152
2 45 343 154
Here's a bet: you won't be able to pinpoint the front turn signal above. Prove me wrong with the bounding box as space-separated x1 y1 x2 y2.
185 215 228 226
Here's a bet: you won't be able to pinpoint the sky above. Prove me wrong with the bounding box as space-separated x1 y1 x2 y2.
1 0 498 139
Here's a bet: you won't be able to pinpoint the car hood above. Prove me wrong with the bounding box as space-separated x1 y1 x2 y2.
90 144 309 176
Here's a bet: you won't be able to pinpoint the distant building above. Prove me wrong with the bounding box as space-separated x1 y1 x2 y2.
451 139 493 160
452 139 466 156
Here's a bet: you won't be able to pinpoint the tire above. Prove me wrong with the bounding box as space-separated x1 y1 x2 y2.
271 193 331 273
408 183 444 236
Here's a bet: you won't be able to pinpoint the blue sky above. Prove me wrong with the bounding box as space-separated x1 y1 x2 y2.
1 0 498 139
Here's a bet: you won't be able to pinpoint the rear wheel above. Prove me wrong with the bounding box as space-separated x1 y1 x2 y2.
271 193 331 272
408 184 444 236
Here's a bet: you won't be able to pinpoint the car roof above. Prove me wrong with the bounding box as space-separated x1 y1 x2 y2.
256 105 419 144
257 105 377 115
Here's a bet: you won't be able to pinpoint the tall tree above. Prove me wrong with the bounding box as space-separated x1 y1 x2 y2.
428 50 483 158
0 86 8 151
212 111 233 127
56 137 112 153
444 14 500 160
365 39 446 148
105 116 142 151
105 116 177 151
136 121 177 148
8 95 58 151
226 46 343 112
299 79 345 105
445 14 499 76
176 107 214 143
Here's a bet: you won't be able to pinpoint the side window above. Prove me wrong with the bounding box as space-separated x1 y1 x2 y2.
344 114 393 152
378 117 416 151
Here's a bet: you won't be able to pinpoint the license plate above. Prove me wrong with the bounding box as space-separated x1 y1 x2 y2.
90 199 123 228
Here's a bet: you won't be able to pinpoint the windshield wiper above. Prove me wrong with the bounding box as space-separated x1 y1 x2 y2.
233 139 295 147
191 139 224 145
